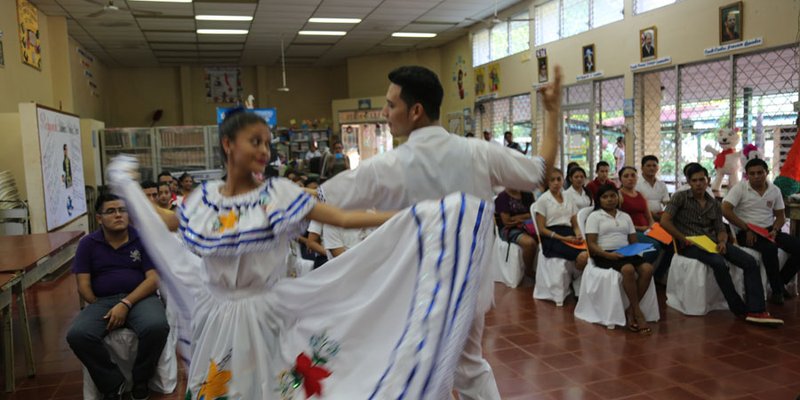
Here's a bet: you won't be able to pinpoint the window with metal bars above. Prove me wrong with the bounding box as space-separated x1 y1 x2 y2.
476 93 533 153
534 0 623 46
634 45 799 188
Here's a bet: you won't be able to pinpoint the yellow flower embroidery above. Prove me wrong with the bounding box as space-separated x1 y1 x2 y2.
218 210 238 233
197 360 232 399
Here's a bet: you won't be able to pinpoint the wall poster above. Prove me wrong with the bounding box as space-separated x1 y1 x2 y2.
17 0 41 69
205 67 242 103
37 106 87 231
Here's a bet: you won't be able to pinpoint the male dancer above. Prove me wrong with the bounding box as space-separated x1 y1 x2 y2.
319 65 562 399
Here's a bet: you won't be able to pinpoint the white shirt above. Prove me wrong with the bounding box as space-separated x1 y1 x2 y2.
323 225 374 255
676 183 715 197
564 186 592 210
613 145 625 171
320 126 545 209
305 149 322 161
722 181 785 228
585 209 636 250
636 177 670 213
532 191 578 228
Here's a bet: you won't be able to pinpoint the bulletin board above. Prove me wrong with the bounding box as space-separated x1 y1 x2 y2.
37 106 86 231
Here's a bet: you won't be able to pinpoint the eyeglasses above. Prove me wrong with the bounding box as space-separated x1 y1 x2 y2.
101 207 128 216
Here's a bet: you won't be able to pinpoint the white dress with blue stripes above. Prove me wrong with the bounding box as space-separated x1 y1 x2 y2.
109 156 495 400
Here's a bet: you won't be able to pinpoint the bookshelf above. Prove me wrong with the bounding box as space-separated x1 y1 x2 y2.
100 128 158 182
289 129 330 159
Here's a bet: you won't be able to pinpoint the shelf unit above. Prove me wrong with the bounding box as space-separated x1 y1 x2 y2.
100 128 158 183
100 125 220 184
289 129 330 159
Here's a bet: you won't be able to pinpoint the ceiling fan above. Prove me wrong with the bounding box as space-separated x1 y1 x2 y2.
84 0 162 18
464 0 533 26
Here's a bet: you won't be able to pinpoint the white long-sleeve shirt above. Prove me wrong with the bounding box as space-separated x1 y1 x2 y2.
319 125 546 209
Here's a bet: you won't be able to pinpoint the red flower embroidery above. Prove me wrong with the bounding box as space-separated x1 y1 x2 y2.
295 353 331 397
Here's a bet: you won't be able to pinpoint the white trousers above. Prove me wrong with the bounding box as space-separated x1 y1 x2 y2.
453 312 501 400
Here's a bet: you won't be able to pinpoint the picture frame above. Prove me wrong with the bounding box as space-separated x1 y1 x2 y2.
537 56 548 83
582 44 595 74
719 2 743 45
639 26 657 62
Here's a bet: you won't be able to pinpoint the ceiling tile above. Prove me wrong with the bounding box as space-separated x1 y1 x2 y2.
144 31 197 41
137 17 195 30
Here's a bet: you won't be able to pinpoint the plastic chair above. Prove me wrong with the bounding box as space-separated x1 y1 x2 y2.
573 207 659 328
82 305 179 399
491 223 525 288
531 205 581 307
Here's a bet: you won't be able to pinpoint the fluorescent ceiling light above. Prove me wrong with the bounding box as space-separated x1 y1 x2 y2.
308 17 361 24
392 32 437 38
197 29 249 35
298 30 346 36
196 15 253 21
129 0 191 2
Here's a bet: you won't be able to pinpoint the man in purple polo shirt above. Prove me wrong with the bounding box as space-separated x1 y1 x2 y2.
67 193 169 400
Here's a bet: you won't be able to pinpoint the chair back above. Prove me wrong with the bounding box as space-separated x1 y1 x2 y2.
576 207 593 240
530 203 543 243
0 206 29 236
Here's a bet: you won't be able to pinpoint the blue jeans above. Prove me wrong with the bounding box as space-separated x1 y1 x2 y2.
67 294 169 394
681 245 765 315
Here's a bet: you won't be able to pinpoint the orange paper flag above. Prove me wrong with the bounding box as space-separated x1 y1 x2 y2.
562 240 587 250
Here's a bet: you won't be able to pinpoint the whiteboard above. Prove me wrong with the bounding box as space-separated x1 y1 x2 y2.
37 107 87 231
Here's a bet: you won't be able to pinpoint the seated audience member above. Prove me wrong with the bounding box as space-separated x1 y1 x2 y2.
67 194 170 400
722 158 800 304
564 166 593 209
585 184 654 333
140 181 158 205
504 131 525 154
323 223 374 258
178 173 194 201
533 168 589 270
586 161 617 198
300 221 328 268
619 167 662 264
660 164 783 326
305 178 319 190
563 162 580 189
325 141 351 178
676 162 715 196
157 171 177 207
495 188 538 274
156 182 175 211
636 155 670 221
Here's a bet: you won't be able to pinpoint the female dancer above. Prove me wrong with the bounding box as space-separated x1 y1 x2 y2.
585 184 654 333
108 110 493 399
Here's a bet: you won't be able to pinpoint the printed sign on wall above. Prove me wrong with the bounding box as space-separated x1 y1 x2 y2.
17 0 41 69
37 107 87 231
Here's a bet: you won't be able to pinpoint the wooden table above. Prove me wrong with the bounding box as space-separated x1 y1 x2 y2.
0 231 84 392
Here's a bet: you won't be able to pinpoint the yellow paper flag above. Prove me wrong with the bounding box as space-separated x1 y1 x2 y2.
686 235 718 253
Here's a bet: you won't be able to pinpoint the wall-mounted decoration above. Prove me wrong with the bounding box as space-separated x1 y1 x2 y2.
582 44 595 74
452 55 467 100
488 63 500 93
640 26 657 62
0 41 4 68
720 2 742 45
537 56 548 83
17 0 41 70
358 99 371 110
36 106 87 231
474 66 486 97
205 67 242 103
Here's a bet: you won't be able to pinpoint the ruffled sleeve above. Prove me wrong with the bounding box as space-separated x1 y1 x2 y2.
179 178 315 256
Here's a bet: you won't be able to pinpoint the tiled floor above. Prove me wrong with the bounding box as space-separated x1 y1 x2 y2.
2 272 800 400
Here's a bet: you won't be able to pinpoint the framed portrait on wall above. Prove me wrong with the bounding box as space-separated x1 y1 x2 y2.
582 44 595 74
640 27 657 62
719 2 742 45
537 56 548 83
16 0 41 70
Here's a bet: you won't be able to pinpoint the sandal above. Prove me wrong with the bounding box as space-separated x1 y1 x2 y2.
625 309 639 332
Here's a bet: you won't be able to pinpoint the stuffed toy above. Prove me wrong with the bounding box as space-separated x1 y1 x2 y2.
704 128 741 191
